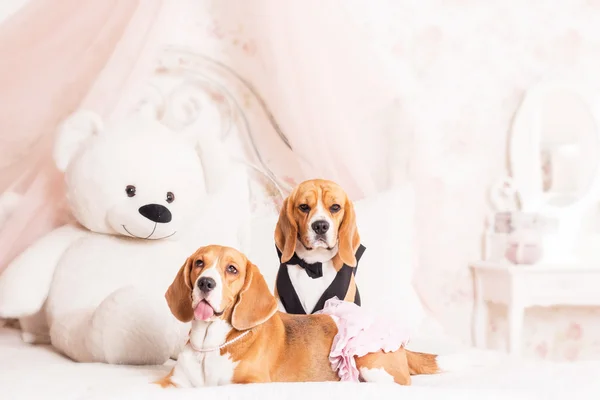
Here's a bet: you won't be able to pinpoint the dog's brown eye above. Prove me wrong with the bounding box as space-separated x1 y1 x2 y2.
195 259 204 268
166 192 175 203
226 265 238 274
125 185 136 197
330 204 341 213
298 204 310 213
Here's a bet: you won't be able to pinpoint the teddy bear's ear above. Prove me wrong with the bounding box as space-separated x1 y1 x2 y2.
53 110 104 172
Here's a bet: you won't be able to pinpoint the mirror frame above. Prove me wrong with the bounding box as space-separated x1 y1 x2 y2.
509 81 600 218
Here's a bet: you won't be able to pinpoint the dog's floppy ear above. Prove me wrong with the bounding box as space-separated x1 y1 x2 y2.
231 261 278 331
274 193 298 263
165 257 194 322
338 198 360 267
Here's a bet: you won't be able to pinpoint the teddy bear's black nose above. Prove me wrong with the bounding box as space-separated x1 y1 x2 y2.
138 204 172 223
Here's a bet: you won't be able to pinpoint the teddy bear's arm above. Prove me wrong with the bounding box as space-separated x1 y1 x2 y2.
0 224 88 318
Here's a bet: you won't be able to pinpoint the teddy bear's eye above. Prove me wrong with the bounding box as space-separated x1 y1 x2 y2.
125 185 136 197
166 192 175 203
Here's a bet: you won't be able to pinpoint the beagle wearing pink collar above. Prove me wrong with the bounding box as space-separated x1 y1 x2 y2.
157 245 439 388
274 179 363 315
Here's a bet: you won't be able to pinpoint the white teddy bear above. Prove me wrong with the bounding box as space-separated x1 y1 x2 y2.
0 110 245 364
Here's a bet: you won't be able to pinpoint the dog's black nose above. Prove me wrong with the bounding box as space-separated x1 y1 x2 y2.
197 277 216 293
138 204 172 223
311 220 330 235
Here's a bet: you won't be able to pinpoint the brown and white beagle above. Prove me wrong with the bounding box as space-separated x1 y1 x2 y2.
274 179 363 315
157 245 438 388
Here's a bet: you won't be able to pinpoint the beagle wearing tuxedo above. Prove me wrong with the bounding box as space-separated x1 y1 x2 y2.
274 179 363 315
157 245 438 388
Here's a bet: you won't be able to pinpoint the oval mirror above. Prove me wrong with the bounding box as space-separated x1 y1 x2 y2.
510 82 600 216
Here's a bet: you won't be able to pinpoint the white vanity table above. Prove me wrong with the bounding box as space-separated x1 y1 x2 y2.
470 261 600 356
475 81 600 356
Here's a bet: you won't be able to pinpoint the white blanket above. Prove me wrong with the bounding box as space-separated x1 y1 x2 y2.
1 326 599 400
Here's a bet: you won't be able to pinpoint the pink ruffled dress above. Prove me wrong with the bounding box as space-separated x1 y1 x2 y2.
315 297 411 382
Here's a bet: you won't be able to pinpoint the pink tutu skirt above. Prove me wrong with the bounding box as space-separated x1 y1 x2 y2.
315 297 411 382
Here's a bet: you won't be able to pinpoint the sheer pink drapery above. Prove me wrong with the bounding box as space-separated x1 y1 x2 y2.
0 0 165 273
226 0 408 200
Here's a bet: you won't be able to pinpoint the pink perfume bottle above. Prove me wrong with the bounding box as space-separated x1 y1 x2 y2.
505 228 543 265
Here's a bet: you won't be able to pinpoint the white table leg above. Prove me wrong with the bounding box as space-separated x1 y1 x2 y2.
507 304 524 356
472 275 487 348
474 300 488 348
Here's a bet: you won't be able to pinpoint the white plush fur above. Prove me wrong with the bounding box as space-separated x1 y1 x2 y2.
0 110 247 364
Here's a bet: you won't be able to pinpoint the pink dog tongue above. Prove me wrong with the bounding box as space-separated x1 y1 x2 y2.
194 300 214 321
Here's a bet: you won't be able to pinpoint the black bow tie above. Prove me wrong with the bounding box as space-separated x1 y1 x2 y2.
276 247 323 279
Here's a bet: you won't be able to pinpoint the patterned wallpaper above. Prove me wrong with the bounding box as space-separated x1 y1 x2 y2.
165 0 600 361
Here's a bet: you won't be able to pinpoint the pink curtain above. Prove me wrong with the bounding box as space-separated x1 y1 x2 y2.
224 0 408 200
0 0 165 273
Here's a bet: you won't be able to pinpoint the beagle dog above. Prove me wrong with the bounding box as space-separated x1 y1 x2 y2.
157 245 438 388
274 179 363 315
